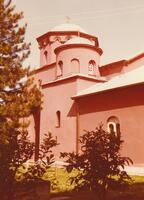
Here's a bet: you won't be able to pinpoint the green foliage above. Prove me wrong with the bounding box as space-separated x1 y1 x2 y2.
18 132 59 182
61 125 133 200
13 132 58 200
0 0 42 199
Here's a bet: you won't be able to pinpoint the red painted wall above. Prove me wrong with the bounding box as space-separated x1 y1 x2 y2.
77 84 144 165
39 78 77 159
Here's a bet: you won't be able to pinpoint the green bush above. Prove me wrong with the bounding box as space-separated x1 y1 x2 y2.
61 125 133 200
16 132 58 182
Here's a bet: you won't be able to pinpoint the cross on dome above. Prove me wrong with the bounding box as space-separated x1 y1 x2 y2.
65 16 71 23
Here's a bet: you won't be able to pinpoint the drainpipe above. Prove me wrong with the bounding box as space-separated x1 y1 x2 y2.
34 107 41 161
76 101 80 154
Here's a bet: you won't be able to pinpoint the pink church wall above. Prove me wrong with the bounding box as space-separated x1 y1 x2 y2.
39 38 63 67
48 40 60 64
37 76 104 159
33 64 56 85
77 84 144 165
40 42 58 67
76 78 104 92
39 78 78 159
40 45 49 67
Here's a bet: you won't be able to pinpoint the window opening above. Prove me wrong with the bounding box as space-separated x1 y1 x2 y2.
57 61 63 77
88 60 96 75
56 111 61 128
44 50 48 65
107 116 120 136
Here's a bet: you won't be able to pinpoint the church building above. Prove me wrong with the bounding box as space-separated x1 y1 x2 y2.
31 23 144 174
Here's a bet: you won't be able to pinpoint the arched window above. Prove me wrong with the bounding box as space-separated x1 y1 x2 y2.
44 50 48 65
107 116 120 136
71 59 80 73
88 60 96 75
56 111 61 128
57 61 63 77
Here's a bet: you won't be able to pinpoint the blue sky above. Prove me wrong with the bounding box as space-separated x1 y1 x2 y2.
13 0 144 69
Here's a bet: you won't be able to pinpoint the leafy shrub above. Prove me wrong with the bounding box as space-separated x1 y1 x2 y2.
16 132 59 182
61 125 133 200
14 132 58 199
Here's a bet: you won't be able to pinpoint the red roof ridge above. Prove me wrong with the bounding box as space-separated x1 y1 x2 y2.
126 52 144 64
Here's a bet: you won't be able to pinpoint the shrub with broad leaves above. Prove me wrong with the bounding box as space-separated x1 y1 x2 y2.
61 125 133 200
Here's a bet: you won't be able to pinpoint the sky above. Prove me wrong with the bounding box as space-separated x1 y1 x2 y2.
13 0 144 69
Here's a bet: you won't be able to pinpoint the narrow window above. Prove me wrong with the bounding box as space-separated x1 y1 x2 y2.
107 122 116 133
107 116 120 136
88 60 96 75
56 111 61 128
44 50 48 65
109 123 115 133
57 61 63 77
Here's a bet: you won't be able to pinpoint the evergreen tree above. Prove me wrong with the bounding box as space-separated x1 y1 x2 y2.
0 0 42 198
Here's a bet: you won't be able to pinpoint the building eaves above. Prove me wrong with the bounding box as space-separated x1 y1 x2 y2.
126 52 144 64
42 74 106 88
31 63 56 75
72 65 144 99
36 31 98 45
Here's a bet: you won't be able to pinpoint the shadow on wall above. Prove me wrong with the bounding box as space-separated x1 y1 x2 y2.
68 84 144 115
67 102 77 117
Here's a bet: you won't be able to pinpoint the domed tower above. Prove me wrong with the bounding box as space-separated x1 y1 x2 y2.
36 23 102 69
33 23 106 159
55 36 103 79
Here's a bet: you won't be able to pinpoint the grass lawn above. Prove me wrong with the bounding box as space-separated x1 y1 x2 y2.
42 168 144 200
15 167 144 199
43 167 78 193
